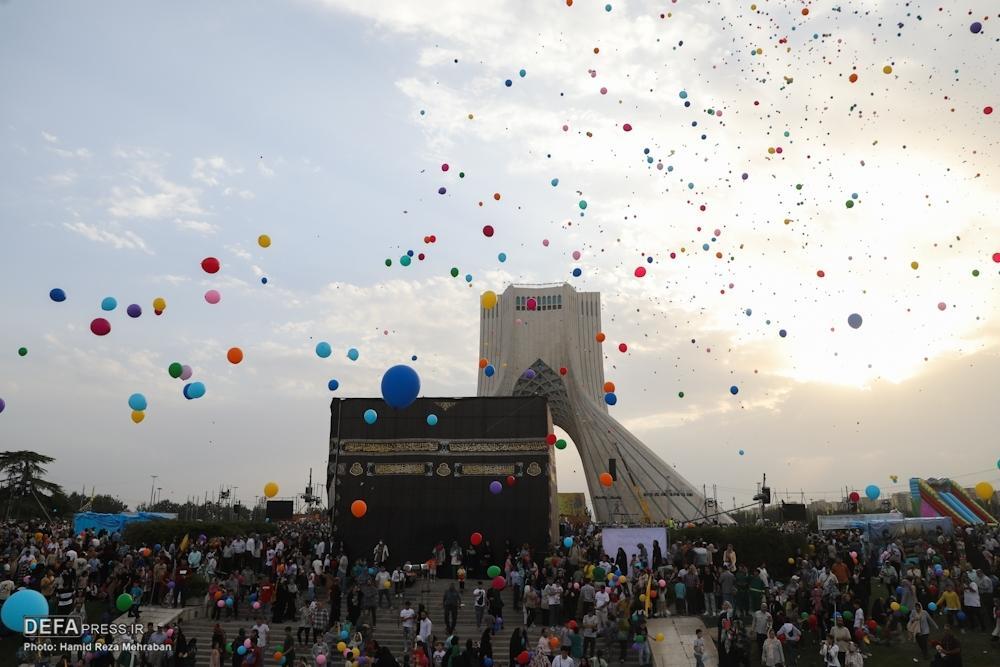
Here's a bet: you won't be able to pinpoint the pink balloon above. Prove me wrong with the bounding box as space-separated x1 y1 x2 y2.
204 290 221 304
166 629 174 637
180 365 193 381
217 600 225 608
937 302 947 311
572 250 581 260
542 239 549 247
244 639 252 648
317 656 327 665
253 601 261 609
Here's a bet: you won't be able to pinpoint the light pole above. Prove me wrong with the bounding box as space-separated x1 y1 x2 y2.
156 488 162 505
149 475 158 509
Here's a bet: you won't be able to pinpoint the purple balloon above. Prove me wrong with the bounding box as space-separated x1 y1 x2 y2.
126 304 142 318
522 369 536 380
0 397 5 414
180 365 193 381
489 481 503 495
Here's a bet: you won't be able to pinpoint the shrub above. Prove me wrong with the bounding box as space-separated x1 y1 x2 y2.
123 520 276 547
669 526 807 576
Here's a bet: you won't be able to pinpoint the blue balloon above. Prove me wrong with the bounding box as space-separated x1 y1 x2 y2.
848 313 863 329
411 355 418 361
316 342 332 358
328 379 340 391
368 567 376 575
957 611 967 622
249 593 257 602
127 393 147 411
489 481 503 494
484 659 494 667
381 365 421 409
927 602 937 612
347 347 359 361
738 449 745 456
498 253 507 263
572 268 582 277
183 382 206 400
604 392 617 405
484 364 496 377
1 589 49 633
261 277 268 284
49 288 66 302
101 297 118 311
730 385 739 395
426 414 438 426
226 597 234 607
563 537 573 548
865 484 881 500
237 645 247 655
363 408 378 424
340 630 349 640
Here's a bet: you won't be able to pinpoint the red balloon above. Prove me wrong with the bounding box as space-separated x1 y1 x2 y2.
546 434 557 445
849 491 860 502
470 532 483 546
517 652 530 665
618 343 628 353
201 257 220 273
506 475 516 487
483 225 495 238
90 318 111 336
491 575 506 590
559 367 568 375
634 266 646 278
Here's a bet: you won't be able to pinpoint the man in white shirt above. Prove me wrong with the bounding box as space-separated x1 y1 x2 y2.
472 583 487 628
417 609 433 645
594 585 610 628
552 646 574 667
246 536 257 571
252 617 270 648
232 537 247 570
547 582 564 626
777 619 801 667
399 601 416 654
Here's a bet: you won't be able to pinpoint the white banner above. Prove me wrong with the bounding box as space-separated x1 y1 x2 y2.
817 512 902 531
600 527 667 564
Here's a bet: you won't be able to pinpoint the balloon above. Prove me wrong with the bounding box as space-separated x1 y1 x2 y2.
555 439 567 450
516 651 530 665
90 318 111 336
865 485 881 500
634 266 646 278
603 381 616 393
1 589 49 633
618 343 628 352
351 500 367 518
116 593 134 612
317 655 327 665
599 472 614 487
487 565 501 578
491 575 506 590
489 480 502 494
128 393 147 411
563 537 573 548
849 491 860 503
484 364 496 377
604 392 617 405
168 362 183 378
204 290 221 304
337 642 347 652
201 257 220 273
481 291 498 309
126 304 142 318
347 348 359 361
183 382 206 400
975 481 994 501
381 365 421 409
217 600 226 608
49 288 66 302
237 646 247 655
482 225 494 238
131 410 145 424
328 379 339 391
153 296 166 312
470 532 483 546
227 347 244 364
729 385 739 395
848 313 863 329
180 365 193 380
927 602 937 612
258 234 271 248
890 602 900 611
316 342 332 358
426 414 438 426
264 482 279 498
506 475 516 486
101 297 118 311
595 332 606 342
363 409 378 424
546 434 557 445
17 347 27 357
526 297 537 311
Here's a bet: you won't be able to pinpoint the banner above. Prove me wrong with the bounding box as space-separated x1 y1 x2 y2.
599 527 667 565
816 512 902 532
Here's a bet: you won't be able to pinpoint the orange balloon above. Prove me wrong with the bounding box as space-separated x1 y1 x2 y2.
595 332 606 342
603 381 616 393
227 347 244 364
549 636 560 648
479 358 489 369
599 472 614 487
351 499 368 518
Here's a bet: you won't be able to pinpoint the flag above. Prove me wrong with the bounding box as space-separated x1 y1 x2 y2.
179 533 190 553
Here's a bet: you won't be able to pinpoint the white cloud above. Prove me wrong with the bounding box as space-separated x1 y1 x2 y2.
41 131 58 143
45 169 78 186
192 156 243 186
107 156 204 220
222 187 255 199
174 218 219 235
257 160 275 177
63 222 153 254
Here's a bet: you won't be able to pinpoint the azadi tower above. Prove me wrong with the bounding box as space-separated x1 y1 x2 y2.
477 284 732 525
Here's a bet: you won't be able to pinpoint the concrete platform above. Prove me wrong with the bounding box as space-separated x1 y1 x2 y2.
648 616 717 667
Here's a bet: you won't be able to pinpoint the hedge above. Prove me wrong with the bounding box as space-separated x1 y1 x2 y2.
123 520 277 547
668 526 807 576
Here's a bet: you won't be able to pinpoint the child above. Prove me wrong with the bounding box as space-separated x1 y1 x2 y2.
433 641 446 667
693 628 705 667
457 567 467 593
482 608 496 636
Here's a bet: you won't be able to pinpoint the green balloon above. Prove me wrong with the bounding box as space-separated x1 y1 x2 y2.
116 593 133 612
487 565 501 578
842 611 853 622
17 347 27 357
593 567 605 580
899 605 908 615
555 439 567 450
385 258 392 267
227 643 234 654
450 267 460 277
168 362 183 378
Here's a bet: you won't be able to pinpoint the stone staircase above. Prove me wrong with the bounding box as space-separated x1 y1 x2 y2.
177 578 650 667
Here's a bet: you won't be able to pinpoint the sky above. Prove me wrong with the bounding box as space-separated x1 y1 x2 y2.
1 0 999 513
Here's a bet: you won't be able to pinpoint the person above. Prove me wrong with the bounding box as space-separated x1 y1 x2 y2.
473 582 487 628
934 625 962 667
400 600 417 657
479 628 494 665
443 583 461 634
582 609 599 657
936 584 962 628
909 602 937 659
312 599 330 642
509 627 528 666
752 603 772 655
418 609 434 647
252 616 270 650
962 579 984 631
776 616 800 667
297 598 313 645
536 629 552 662
552 645 574 667
761 629 784 667
843 642 863 667
693 628 705 667
830 616 851 661
374 541 390 568
819 636 839 667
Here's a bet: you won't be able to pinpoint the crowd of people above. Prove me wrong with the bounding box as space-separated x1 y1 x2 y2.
3 515 1000 667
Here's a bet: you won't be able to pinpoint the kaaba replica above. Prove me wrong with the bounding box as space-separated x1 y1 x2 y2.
328 396 558 562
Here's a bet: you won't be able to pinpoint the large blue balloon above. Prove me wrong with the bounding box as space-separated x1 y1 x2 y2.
865 484 881 500
128 393 147 411
848 313 863 329
183 382 206 400
315 341 332 358
604 392 617 405
101 296 118 311
347 347 360 361
2 589 49 633
49 288 66 302
381 365 421 409
363 409 378 424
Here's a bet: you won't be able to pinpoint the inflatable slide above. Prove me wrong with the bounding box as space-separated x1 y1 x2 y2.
910 477 997 527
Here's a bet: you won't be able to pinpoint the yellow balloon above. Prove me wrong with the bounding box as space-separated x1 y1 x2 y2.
264 482 279 498
383 580 392 589
975 481 994 501
352 648 360 658
890 602 900 611
655 633 664 642
258 234 271 248
131 410 145 424
337 642 347 653
787 558 795 565
152 297 166 311
481 290 498 310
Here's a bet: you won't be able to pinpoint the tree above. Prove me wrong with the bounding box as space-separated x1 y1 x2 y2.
0 450 65 520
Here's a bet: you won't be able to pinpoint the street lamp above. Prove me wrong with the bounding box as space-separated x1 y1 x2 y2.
149 475 158 509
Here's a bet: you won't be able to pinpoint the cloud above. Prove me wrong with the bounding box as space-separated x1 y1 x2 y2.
44 169 78 186
222 187 255 199
107 156 204 220
41 131 58 143
63 222 153 254
192 156 243 186
257 160 275 177
174 218 219 235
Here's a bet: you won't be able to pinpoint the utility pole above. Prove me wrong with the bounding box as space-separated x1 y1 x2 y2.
149 475 158 509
